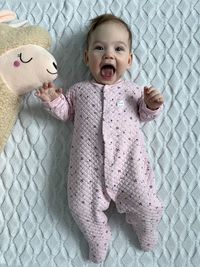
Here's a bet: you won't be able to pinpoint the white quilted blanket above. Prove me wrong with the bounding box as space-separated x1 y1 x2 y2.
0 0 200 266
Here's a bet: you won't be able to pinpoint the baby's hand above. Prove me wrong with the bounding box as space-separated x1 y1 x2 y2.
144 86 164 110
35 82 63 102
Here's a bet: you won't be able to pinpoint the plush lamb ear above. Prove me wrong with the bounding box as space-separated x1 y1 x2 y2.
0 10 16 23
9 20 28 28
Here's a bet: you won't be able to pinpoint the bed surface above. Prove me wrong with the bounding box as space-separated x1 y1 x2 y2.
0 0 200 266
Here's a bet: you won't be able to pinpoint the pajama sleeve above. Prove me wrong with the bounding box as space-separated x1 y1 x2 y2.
42 91 75 122
138 93 163 122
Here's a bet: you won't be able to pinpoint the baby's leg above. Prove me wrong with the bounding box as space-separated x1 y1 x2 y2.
115 171 163 251
126 195 163 251
68 184 111 263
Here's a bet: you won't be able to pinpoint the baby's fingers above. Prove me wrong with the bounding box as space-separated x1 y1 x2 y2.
151 95 164 105
154 94 164 102
35 86 46 96
35 88 43 97
55 88 63 94
34 90 40 97
47 82 55 88
43 82 49 89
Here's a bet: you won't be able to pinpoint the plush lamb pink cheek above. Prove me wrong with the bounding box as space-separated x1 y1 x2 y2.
13 60 20 67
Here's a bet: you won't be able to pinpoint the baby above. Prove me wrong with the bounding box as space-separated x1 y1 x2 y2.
36 14 164 263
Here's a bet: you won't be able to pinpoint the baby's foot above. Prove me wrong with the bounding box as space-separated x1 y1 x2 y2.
89 241 109 263
88 225 112 262
138 230 158 251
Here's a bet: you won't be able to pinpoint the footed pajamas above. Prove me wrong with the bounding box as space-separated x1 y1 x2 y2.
43 80 164 263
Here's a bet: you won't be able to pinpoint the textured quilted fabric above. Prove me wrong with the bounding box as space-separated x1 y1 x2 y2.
0 0 200 266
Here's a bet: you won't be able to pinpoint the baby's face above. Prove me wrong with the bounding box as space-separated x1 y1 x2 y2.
85 21 132 85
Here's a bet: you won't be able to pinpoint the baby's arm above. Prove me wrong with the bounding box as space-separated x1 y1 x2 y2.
35 82 74 121
138 86 164 122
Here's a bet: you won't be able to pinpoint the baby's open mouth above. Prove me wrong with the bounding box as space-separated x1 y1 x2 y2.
101 64 116 78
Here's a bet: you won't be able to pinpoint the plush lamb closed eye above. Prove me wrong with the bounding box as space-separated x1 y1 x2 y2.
0 10 57 152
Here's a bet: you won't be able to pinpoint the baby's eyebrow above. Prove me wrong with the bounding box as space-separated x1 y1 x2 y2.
115 41 128 47
92 41 104 45
92 40 128 47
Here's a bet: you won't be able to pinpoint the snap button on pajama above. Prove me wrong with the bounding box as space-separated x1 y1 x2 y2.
43 80 164 263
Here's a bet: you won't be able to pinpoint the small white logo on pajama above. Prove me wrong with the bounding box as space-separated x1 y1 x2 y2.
117 100 124 107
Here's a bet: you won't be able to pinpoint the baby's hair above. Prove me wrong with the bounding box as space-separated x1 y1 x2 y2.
86 13 132 51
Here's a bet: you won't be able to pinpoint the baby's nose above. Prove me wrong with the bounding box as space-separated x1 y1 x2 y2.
104 51 114 59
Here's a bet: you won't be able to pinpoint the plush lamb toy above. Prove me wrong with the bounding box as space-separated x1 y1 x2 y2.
0 10 57 152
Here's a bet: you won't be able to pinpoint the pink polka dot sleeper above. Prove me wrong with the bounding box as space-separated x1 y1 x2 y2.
43 79 164 263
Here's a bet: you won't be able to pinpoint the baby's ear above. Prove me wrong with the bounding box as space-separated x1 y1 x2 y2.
127 53 133 68
84 50 89 65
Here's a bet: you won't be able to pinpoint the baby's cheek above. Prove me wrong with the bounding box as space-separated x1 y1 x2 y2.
13 60 20 67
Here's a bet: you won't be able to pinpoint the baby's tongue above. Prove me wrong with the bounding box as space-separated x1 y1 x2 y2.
101 66 114 78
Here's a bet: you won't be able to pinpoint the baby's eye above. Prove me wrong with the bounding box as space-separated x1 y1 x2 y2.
18 53 33 63
115 46 125 52
94 46 104 51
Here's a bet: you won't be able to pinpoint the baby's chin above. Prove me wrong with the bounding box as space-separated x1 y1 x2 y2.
94 74 121 85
